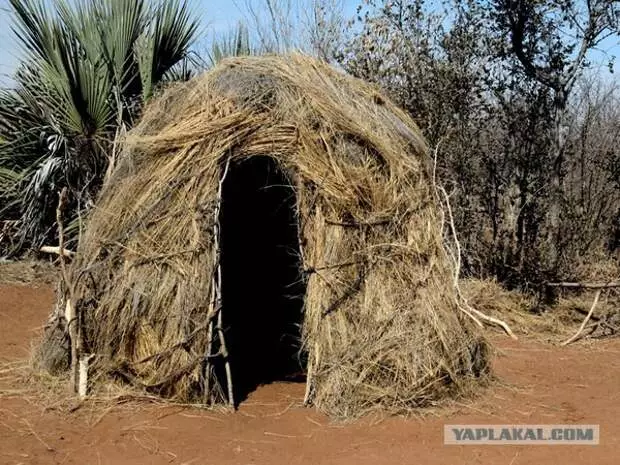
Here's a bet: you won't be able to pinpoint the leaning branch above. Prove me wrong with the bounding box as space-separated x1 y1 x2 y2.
203 157 234 408
561 289 602 346
507 5 558 90
434 167 517 340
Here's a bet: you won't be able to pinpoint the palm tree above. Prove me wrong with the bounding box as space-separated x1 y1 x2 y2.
0 0 198 253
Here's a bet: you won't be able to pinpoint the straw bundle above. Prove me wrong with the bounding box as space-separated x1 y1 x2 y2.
41 55 489 418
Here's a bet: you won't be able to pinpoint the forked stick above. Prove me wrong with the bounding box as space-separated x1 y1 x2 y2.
561 289 601 346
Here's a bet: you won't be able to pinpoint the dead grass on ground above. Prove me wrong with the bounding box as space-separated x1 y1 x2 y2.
0 348 228 427
461 278 619 343
0 260 58 285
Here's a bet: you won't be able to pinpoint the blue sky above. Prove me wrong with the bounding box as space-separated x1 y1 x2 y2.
0 0 618 86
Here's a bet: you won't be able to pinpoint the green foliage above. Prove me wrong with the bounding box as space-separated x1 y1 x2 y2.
0 0 198 254
136 0 199 100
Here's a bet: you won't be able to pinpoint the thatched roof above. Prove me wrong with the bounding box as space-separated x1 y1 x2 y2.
41 55 489 418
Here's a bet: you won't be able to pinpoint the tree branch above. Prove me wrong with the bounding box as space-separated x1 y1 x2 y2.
506 0 559 90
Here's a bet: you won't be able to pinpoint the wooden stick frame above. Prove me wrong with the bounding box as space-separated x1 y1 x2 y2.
203 157 235 408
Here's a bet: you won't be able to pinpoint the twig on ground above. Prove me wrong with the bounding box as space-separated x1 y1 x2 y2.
21 418 54 452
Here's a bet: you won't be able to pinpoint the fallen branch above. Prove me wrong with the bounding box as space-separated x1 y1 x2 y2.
467 305 518 340
561 289 601 346
546 282 620 289
40 245 76 258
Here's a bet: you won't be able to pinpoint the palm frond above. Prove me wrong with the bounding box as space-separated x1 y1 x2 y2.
137 0 199 101
1 0 199 253
93 0 146 92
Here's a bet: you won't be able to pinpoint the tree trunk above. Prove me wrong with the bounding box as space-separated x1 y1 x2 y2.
546 93 567 276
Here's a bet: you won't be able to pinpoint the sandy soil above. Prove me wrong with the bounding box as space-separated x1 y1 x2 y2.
0 282 618 465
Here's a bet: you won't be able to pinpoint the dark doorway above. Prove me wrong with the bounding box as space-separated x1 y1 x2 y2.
219 157 306 404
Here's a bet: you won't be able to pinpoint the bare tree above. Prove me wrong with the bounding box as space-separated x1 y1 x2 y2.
492 0 620 273
238 0 346 59
339 0 620 287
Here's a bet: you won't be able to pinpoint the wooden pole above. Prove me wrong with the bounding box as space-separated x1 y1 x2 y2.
202 317 215 404
217 308 234 408
40 245 76 258
203 157 234 407
65 298 78 391
78 354 94 398
56 188 80 392
547 282 620 289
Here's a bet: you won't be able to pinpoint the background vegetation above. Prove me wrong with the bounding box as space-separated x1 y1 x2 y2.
0 0 198 250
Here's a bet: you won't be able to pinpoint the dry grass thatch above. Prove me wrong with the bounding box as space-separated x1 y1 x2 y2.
40 55 489 418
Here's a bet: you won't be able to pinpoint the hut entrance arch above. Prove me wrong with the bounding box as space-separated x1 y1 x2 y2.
218 156 306 404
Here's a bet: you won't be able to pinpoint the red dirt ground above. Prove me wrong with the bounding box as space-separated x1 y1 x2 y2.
0 283 618 465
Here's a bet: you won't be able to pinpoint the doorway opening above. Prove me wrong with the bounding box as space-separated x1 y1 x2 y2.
219 157 306 404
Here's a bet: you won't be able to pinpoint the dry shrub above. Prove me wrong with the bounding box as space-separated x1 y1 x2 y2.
1 354 193 419
40 55 489 418
35 315 70 375
461 278 620 341
571 258 620 282
0 334 73 411
460 279 555 338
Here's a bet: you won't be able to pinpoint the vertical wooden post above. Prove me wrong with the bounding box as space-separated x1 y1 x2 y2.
202 317 215 404
56 188 80 393
296 178 314 406
203 157 234 408
78 355 94 398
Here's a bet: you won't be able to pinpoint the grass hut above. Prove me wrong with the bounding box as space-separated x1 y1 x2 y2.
41 55 489 418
